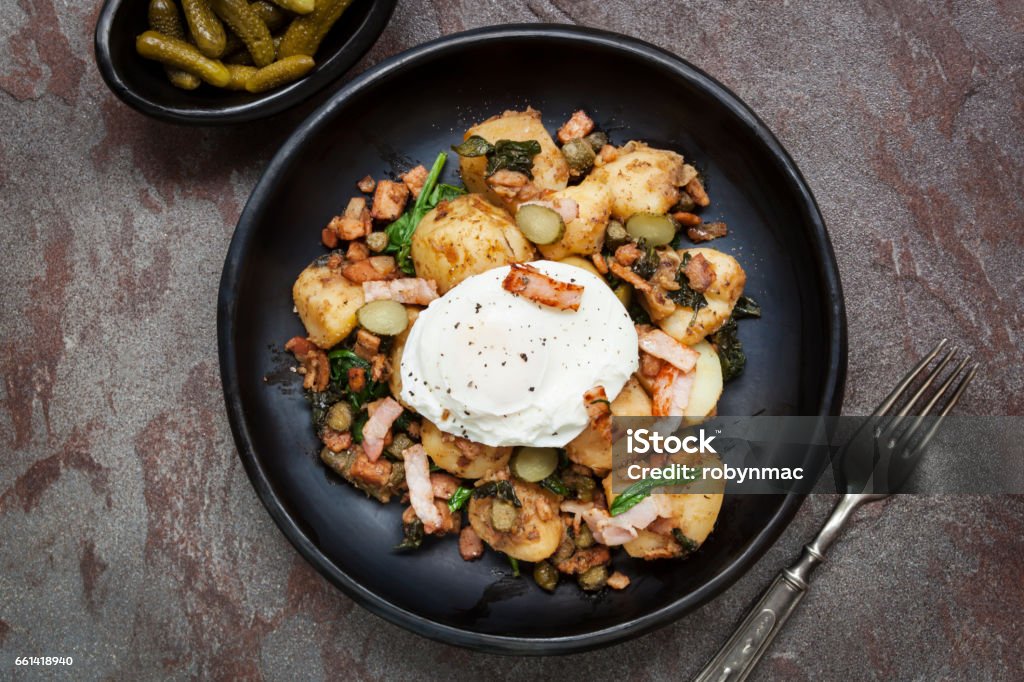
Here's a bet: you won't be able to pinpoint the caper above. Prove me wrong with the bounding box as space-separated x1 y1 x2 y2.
574 523 595 549
325 402 352 432
388 433 414 460
490 499 517 532
604 220 629 249
583 131 609 153
366 231 388 252
533 561 559 592
578 565 609 592
561 138 595 178
552 530 576 563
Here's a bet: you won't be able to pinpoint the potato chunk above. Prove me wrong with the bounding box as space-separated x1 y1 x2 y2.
468 479 563 562
388 307 419 408
292 257 365 348
420 420 512 479
657 248 746 345
536 178 612 261
589 141 698 221
459 108 569 208
411 193 535 293
566 376 652 475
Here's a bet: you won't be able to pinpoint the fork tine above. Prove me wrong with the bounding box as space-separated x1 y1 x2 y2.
872 338 948 417
901 362 978 460
891 356 971 456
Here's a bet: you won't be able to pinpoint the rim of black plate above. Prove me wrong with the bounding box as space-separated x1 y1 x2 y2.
217 24 848 655
93 0 398 125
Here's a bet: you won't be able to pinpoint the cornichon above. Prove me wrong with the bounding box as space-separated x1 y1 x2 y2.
209 0 275 67
269 0 315 14
244 54 315 92
180 0 227 58
224 63 258 90
147 0 201 90
250 0 290 31
277 0 355 58
136 31 231 87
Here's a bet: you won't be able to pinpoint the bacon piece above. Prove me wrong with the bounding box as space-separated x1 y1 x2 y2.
650 364 696 417
328 197 372 240
370 180 410 222
672 211 701 227
652 248 682 292
430 472 461 500
520 197 579 224
362 397 404 462
459 526 484 561
487 169 542 206
607 571 631 590
321 227 339 248
403 444 444 532
687 221 728 243
400 165 428 198
583 386 612 442
362 278 439 305
349 450 392 488
346 241 369 261
582 496 663 546
608 261 651 292
556 545 611 575
640 352 664 378
341 255 397 283
591 253 609 274
502 263 584 311
370 354 389 383
638 327 699 372
321 428 352 453
357 175 376 193
595 144 618 167
685 177 710 207
614 242 644 266
347 367 366 393
284 336 329 392
353 329 381 360
557 110 595 144
683 253 716 292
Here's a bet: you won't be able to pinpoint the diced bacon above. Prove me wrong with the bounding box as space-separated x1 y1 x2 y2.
607 571 631 590
328 197 372 240
370 354 389 382
687 221 728 243
640 352 664 378
557 110 595 144
582 496 664 546
683 252 716 292
685 176 710 207
357 175 376 193
370 180 410 222
591 253 609 274
638 327 699 372
608 261 652 292
403 444 444 532
556 545 610 575
284 336 329 391
521 197 579 224
320 428 352 453
354 329 381 360
321 227 339 248
341 255 397 283
502 263 584 311
362 278 439 305
346 241 369 261
349 450 392 488
614 242 644 266
583 386 612 442
347 367 366 393
650 364 697 417
459 526 485 561
362 397 404 462
400 165 428 198
430 472 461 500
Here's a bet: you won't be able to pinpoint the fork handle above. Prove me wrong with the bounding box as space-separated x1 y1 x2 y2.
693 495 865 682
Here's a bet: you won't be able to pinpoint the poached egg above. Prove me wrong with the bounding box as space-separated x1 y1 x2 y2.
400 260 638 447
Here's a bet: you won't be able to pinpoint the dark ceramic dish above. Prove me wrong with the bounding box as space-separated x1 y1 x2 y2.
218 25 847 654
94 0 396 124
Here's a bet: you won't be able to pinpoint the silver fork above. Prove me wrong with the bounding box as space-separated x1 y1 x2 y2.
694 339 977 682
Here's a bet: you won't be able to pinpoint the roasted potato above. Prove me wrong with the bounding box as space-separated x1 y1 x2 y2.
566 376 652 475
388 307 420 409
536 178 612 260
601 462 724 560
657 248 746 345
410 193 536 293
420 420 512 479
589 141 698 221
292 256 364 348
468 478 563 562
459 108 569 206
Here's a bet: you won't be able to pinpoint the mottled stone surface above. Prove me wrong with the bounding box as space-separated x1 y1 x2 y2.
1 0 1022 679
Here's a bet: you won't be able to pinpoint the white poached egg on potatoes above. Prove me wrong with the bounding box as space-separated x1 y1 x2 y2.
400 260 638 447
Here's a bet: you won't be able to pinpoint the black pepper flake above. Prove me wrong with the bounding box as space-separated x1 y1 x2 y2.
529 387 535 392
475 303 482 313
454 322 460 329
520 353 528 362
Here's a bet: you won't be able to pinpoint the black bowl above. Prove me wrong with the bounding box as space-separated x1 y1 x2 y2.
94 0 396 124
218 25 847 654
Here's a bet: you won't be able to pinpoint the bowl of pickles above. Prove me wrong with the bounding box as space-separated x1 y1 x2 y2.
94 0 397 124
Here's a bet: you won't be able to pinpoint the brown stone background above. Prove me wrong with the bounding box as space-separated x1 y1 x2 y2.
1 0 1022 679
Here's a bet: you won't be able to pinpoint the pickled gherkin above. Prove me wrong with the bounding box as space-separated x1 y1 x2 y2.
277 0 355 58
224 63 258 90
244 54 314 93
209 0 274 67
250 0 290 31
135 31 231 87
269 0 315 14
180 0 227 58
146 0 201 90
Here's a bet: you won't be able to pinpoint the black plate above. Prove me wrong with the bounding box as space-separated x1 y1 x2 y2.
218 25 846 654
94 0 396 124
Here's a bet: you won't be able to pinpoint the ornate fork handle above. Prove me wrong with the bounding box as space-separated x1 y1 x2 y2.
694 495 868 682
